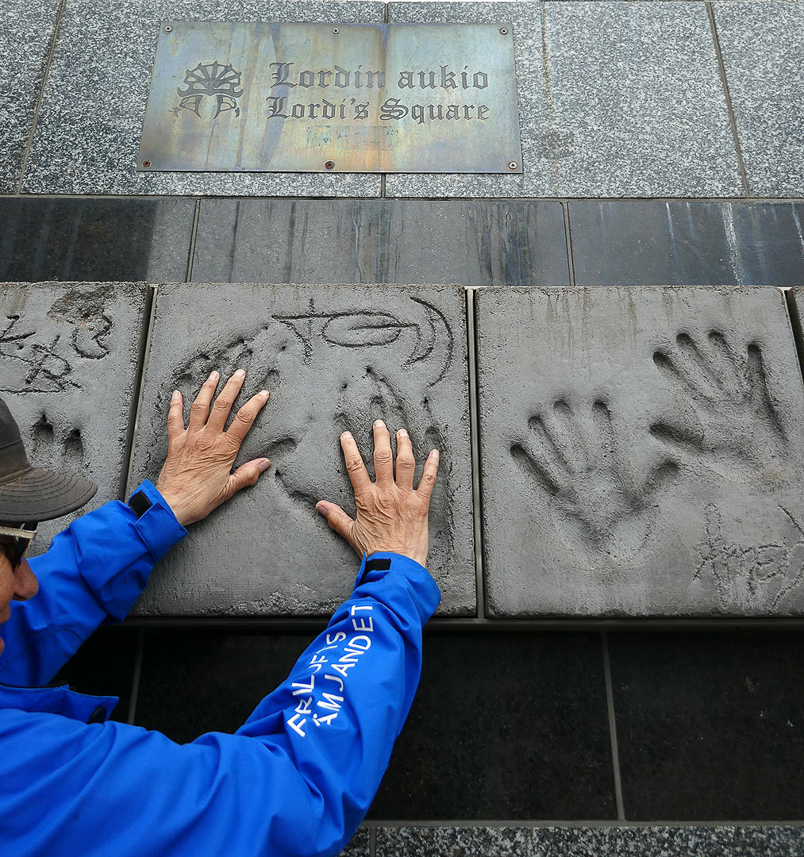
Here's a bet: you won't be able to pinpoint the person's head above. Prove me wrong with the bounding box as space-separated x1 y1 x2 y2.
0 397 97 656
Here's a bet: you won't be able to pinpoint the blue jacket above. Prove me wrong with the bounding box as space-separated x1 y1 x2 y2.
0 480 441 857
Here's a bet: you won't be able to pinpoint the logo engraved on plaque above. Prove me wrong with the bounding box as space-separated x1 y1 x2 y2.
177 60 244 119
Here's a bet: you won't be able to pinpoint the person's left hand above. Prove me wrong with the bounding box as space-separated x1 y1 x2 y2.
156 370 271 527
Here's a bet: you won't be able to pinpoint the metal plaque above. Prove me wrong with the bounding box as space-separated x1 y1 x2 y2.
138 22 522 173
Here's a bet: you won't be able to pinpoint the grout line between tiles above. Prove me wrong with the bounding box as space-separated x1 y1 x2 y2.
15 0 67 194
364 820 804 829
466 288 485 619
562 200 576 288
127 629 144 725
185 198 202 282
706 2 750 198
124 285 159 498
601 632 625 821
369 826 377 857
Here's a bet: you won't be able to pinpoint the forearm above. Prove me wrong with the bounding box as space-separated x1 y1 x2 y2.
0 480 186 686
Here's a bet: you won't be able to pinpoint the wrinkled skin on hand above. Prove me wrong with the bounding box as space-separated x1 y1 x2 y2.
156 369 271 527
316 420 439 568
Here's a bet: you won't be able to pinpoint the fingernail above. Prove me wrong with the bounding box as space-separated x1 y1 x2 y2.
374 419 385 428
260 390 270 398
316 502 328 518
431 449 440 460
171 390 179 401
208 371 219 381
258 458 270 472
398 428 408 437
341 431 352 440
234 369 245 378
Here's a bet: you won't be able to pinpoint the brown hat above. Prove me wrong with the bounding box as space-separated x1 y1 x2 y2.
0 398 97 523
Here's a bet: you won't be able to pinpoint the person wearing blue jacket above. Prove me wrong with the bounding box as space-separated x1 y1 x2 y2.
0 368 441 857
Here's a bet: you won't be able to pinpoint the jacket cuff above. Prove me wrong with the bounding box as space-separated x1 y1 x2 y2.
129 480 188 563
353 551 442 622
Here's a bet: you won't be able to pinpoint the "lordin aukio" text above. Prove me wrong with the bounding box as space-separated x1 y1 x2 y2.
267 61 492 124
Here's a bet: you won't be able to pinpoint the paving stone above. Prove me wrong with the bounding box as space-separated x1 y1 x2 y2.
715 4 804 197
129 283 474 616
368 632 614 820
0 198 195 283
22 1 383 196
570 202 804 287
477 286 804 617
376 826 804 857
387 3 740 198
610 631 804 820
0 0 61 192
0 283 149 555
192 199 569 286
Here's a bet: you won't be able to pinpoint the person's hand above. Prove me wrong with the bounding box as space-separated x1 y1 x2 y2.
315 419 439 567
156 370 271 527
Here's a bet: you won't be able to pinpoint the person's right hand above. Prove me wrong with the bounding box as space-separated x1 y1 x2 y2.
315 420 439 568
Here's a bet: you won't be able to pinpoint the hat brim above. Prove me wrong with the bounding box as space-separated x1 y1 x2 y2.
0 467 98 523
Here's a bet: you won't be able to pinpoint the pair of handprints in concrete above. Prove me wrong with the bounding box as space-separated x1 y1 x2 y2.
130 283 475 616
479 287 804 616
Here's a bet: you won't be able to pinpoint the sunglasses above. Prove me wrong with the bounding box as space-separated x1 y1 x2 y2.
0 523 38 569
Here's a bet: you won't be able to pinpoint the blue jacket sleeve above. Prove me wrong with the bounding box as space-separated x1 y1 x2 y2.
0 553 441 857
0 480 187 687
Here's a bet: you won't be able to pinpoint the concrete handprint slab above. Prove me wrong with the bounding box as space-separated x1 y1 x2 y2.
129 283 474 616
0 282 150 554
477 286 804 617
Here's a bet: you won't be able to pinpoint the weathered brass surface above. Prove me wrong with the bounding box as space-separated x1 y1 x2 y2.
138 22 522 173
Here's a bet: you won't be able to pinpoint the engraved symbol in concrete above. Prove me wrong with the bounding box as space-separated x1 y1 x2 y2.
177 61 243 119
695 503 804 610
274 299 453 383
0 288 113 394
650 332 787 481
31 411 86 469
511 398 679 565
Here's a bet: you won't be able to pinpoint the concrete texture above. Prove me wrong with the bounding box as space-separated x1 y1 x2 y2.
191 199 569 286
715 3 804 198
376 827 804 856
0 282 149 554
387 3 741 198
129 283 474 616
22 1 384 196
477 286 804 617
0 0 61 192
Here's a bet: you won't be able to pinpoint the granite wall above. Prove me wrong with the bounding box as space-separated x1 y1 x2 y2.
3 0 804 852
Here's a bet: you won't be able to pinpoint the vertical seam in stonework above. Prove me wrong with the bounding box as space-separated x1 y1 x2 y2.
601 632 626 820
706 2 750 198
783 288 804 388
185 199 202 282
16 0 68 195
466 287 486 619
562 201 576 288
369 826 377 857
127 630 145 724
124 285 159 498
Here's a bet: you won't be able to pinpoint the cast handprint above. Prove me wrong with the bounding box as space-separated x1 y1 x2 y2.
650 331 787 481
511 398 678 565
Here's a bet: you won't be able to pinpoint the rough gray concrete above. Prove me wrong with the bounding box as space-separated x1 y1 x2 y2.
129 282 474 616
387 2 741 198
477 286 804 617
22 1 384 196
376 826 804 857
715 3 804 197
0 0 61 192
191 199 569 286
0 282 149 554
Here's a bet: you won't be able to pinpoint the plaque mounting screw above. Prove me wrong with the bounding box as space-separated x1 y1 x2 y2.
142 160 151 168
332 27 340 34
164 25 172 33
325 160 335 170
507 161 518 171
500 27 508 35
